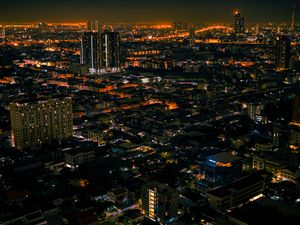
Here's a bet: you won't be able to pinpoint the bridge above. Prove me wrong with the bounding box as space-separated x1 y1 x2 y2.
147 25 233 40
195 25 232 34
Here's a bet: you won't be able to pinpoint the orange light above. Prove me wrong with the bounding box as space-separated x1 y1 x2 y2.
240 62 255 67
234 10 240 15
216 162 232 167
166 102 179 110
290 122 300 127
290 145 299 150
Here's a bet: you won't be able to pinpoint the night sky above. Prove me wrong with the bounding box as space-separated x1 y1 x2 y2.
1 0 298 23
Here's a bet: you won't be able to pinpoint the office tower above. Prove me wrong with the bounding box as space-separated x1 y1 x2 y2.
291 0 296 32
234 11 245 33
142 182 178 225
100 31 120 68
10 97 73 150
173 21 188 31
275 35 291 71
80 32 101 73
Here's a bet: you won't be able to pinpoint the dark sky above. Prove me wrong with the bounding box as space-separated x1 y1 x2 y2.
1 0 298 23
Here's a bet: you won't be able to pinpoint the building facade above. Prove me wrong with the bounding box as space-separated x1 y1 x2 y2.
142 182 178 225
81 31 120 73
204 152 243 186
80 32 102 74
10 97 73 150
100 31 120 69
292 96 300 123
275 35 291 71
234 12 245 33
208 173 268 211
64 148 95 168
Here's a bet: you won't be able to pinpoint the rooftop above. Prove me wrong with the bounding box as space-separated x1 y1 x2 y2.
206 152 241 164
208 172 267 198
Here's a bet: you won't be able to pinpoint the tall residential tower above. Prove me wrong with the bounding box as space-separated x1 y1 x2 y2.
80 24 120 73
275 35 292 71
80 32 102 73
10 97 73 150
142 182 178 225
100 31 120 69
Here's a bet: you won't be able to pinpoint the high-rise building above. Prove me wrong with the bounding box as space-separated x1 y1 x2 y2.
290 126 300 149
275 35 292 71
87 20 101 32
81 30 120 73
234 11 245 33
38 22 47 33
173 21 188 31
0 26 5 39
100 31 120 69
272 123 290 153
189 27 196 46
255 24 260 35
94 20 101 32
291 1 296 32
247 103 262 121
80 32 101 73
87 21 92 31
10 97 73 150
142 182 178 225
292 96 300 122
277 25 282 35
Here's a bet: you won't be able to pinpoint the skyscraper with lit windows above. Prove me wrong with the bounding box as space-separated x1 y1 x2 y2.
81 29 120 73
275 35 291 71
234 12 245 33
100 31 120 69
142 182 178 225
80 32 101 74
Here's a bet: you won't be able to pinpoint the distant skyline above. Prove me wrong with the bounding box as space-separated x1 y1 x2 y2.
0 0 298 23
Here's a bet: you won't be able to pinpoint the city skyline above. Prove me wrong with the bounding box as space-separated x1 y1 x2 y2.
0 0 298 23
0 1 300 224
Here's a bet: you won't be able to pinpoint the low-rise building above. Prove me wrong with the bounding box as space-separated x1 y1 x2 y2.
64 148 95 168
277 167 300 183
253 155 287 175
207 172 268 211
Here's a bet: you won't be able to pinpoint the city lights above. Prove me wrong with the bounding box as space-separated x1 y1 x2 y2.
0 1 299 225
